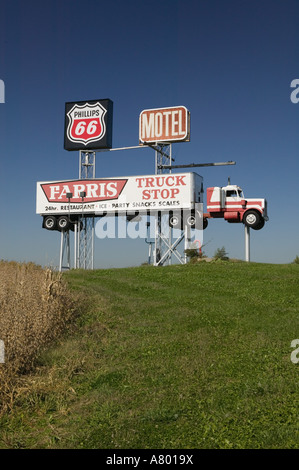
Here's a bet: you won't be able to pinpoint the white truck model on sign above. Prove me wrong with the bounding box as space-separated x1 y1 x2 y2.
36 172 204 231
204 183 268 230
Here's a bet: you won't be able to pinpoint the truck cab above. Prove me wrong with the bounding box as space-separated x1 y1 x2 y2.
205 184 268 230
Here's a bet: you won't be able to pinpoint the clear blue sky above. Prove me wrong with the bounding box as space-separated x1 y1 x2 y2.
0 0 298 268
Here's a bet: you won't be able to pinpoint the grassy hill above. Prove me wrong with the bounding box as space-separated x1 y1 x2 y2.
0 261 298 449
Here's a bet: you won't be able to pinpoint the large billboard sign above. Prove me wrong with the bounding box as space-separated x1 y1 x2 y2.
64 99 113 150
36 172 203 216
139 106 190 144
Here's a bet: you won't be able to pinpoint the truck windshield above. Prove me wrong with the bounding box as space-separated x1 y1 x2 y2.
226 190 237 197
226 189 244 198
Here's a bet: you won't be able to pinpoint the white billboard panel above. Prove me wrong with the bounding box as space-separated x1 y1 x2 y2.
36 172 203 216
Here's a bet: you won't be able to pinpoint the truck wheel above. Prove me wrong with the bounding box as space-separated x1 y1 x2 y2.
57 216 70 231
44 216 57 231
203 218 208 230
254 218 265 231
184 211 203 229
169 211 183 230
185 212 196 228
243 210 262 229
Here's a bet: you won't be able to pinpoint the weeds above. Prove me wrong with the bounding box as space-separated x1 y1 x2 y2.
0 261 79 414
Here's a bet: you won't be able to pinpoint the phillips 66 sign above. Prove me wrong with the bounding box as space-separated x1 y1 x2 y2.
64 99 113 150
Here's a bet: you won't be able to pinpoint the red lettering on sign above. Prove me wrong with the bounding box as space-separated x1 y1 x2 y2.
42 179 127 203
142 187 180 200
70 118 102 141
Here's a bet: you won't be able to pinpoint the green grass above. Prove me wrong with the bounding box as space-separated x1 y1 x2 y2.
0 262 298 449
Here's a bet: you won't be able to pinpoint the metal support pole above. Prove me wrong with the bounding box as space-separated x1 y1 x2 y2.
158 161 236 170
167 219 172 266
154 214 160 266
59 230 71 272
59 231 64 272
148 242 152 265
74 222 77 269
91 216 94 270
77 151 96 269
154 143 172 265
245 225 250 262
184 224 191 264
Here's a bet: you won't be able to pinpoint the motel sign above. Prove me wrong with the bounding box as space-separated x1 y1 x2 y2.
139 106 190 144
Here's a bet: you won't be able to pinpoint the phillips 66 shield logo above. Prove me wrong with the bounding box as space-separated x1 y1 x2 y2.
64 99 113 151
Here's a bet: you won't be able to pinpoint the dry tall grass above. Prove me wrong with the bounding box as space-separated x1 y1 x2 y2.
0 261 79 414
